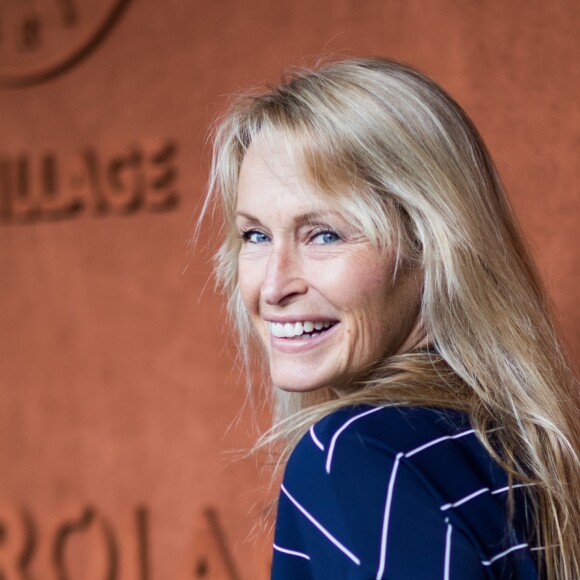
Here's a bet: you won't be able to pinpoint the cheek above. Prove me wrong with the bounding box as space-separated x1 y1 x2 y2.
333 259 396 347
237 258 262 315
335 261 392 312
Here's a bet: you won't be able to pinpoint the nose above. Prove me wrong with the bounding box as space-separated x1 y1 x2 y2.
261 244 308 306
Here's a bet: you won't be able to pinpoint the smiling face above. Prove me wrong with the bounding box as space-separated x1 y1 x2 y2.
235 136 425 394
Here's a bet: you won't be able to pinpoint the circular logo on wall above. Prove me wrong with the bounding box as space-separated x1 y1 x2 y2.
0 0 131 88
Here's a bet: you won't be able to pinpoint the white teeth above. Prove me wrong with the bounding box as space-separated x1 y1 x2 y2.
272 322 285 337
269 320 336 338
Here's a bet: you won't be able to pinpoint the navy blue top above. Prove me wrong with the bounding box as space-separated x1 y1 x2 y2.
271 405 539 579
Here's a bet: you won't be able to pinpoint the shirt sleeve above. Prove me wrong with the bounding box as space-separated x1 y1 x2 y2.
271 411 488 580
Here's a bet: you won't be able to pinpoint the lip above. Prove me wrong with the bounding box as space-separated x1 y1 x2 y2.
268 321 341 353
263 316 339 324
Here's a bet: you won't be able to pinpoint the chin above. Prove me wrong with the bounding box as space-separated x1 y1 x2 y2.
269 364 354 395
271 373 329 393
273 382 323 393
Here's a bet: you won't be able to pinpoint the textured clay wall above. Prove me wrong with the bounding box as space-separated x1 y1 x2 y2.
0 0 578 578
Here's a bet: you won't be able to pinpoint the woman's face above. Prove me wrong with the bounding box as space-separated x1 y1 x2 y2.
235 136 424 394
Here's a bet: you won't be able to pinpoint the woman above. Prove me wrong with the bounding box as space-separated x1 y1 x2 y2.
201 57 580 578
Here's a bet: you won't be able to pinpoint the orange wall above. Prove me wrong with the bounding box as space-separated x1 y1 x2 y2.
0 0 578 577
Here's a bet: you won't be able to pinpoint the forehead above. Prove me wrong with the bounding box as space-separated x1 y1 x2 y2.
236 135 336 216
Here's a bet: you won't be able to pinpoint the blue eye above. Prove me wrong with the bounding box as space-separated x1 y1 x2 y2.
241 229 270 243
311 230 340 244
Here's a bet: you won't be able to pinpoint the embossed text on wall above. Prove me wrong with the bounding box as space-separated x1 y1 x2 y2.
0 0 132 88
0 140 179 224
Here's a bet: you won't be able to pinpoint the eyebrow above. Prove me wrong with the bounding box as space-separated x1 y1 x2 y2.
234 209 345 225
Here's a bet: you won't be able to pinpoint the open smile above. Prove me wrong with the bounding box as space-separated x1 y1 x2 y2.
266 320 341 353
269 320 339 340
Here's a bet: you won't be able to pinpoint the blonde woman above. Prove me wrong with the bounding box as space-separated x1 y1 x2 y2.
202 58 580 578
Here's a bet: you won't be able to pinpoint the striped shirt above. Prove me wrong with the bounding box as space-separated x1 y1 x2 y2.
271 405 538 579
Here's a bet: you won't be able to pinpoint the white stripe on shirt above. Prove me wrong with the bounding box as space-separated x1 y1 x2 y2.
280 484 361 565
273 544 311 560
442 482 533 511
326 406 385 474
376 452 404 580
444 517 452 580
404 429 475 458
441 487 490 511
309 425 325 451
481 543 529 566
490 483 532 495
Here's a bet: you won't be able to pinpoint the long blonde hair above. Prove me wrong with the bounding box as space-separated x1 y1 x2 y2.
202 57 580 578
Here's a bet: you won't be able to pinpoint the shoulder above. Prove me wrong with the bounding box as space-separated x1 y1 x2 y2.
286 404 508 500
276 406 486 576
275 405 537 577
293 404 475 473
309 404 472 449
282 404 491 532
